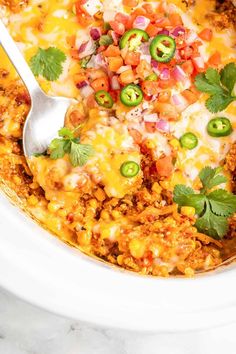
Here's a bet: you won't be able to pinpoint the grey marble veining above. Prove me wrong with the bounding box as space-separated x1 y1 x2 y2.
0 288 236 354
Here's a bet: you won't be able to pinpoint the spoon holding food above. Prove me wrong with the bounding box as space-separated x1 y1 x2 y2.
0 20 74 157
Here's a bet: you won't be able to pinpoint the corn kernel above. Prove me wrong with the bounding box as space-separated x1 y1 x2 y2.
145 139 156 149
100 210 110 220
184 267 194 277
129 238 146 259
152 182 162 194
29 182 39 190
169 138 180 149
111 210 121 219
88 199 98 209
117 255 123 265
160 180 170 189
8 121 21 137
47 201 61 213
101 228 111 240
77 230 91 246
0 144 12 154
13 175 21 186
27 195 38 206
57 209 67 218
94 187 106 201
181 206 195 218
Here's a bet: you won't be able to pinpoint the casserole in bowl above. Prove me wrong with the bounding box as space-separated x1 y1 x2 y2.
0 0 236 330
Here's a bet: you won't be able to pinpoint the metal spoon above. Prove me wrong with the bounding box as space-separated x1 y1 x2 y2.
0 20 74 156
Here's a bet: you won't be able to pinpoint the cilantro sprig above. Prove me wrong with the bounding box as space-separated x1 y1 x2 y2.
48 127 94 167
30 47 66 81
194 63 236 113
173 166 236 239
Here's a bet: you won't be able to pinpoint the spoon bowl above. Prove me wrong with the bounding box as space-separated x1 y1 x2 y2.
0 20 73 157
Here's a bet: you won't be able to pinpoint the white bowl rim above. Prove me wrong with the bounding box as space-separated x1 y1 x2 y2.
0 192 236 332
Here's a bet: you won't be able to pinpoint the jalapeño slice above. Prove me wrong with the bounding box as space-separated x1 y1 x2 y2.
120 84 143 107
120 161 140 178
150 35 176 63
207 117 233 137
180 132 198 149
95 90 114 108
120 29 149 50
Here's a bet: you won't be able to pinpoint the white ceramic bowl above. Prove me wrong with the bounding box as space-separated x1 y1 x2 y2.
0 191 236 332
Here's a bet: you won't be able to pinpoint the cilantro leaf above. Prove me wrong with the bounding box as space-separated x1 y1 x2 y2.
205 67 221 85
194 63 236 113
69 142 94 167
58 127 74 139
199 166 227 192
205 94 235 113
30 47 66 81
220 62 236 93
173 166 235 239
173 185 194 199
49 138 66 159
194 73 223 95
208 189 236 217
173 185 205 214
195 201 229 239
46 127 94 167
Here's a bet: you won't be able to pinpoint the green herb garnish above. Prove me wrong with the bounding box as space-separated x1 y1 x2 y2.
30 47 66 81
99 35 113 46
173 166 236 239
48 127 94 167
80 56 91 69
194 63 236 113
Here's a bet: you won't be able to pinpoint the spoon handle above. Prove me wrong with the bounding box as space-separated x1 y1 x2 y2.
0 20 41 96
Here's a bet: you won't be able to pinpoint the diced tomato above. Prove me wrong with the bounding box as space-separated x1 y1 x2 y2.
175 35 187 49
169 13 183 27
145 122 156 133
86 94 98 109
122 0 139 7
136 60 153 80
181 60 194 75
115 12 129 26
181 89 198 104
91 77 109 92
67 35 76 48
103 45 121 57
154 102 178 120
198 28 213 42
192 56 205 72
158 91 171 103
142 3 154 14
108 56 123 71
208 51 221 67
97 45 106 53
119 69 136 85
158 78 175 89
124 52 141 66
156 156 173 177
141 81 159 96
73 73 88 87
146 23 159 37
128 128 143 144
109 21 125 35
155 17 171 27
180 46 194 60
109 90 120 102
70 49 80 60
75 1 93 26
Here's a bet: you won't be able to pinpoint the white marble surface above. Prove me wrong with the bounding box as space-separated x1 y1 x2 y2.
1 288 236 354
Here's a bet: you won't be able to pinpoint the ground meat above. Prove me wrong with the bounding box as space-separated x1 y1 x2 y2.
207 0 236 29
225 142 236 193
